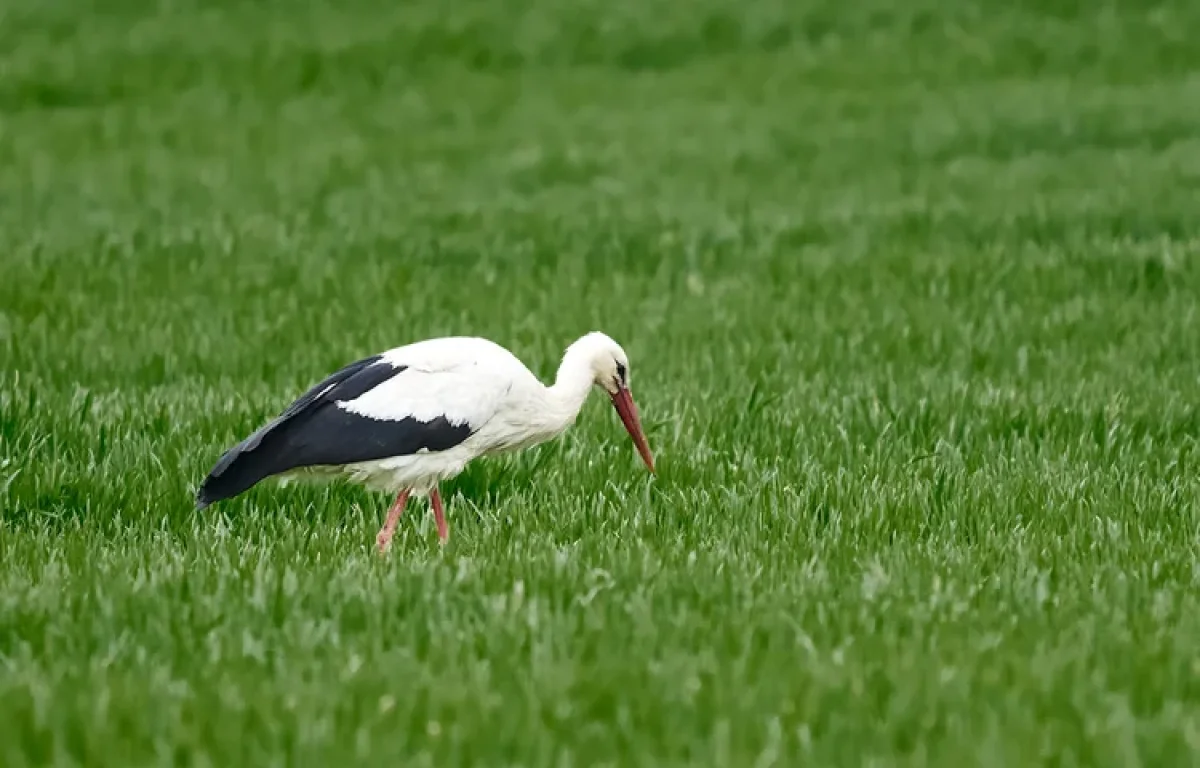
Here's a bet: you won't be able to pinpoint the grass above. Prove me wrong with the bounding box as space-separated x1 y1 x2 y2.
3 0 1200 764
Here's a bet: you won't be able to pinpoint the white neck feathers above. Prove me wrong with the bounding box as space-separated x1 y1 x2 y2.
544 339 596 431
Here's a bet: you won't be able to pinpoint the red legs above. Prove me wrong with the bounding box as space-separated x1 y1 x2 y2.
430 486 449 544
376 488 411 554
376 486 449 553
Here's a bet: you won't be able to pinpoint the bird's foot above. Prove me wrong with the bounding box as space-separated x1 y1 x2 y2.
431 487 449 544
376 488 411 556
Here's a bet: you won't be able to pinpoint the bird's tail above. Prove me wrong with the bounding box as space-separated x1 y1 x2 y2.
194 436 287 510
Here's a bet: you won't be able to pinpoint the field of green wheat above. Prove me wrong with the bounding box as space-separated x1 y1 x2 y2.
3 0 1200 765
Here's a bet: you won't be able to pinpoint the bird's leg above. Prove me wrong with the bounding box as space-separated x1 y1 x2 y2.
430 486 449 543
376 488 411 554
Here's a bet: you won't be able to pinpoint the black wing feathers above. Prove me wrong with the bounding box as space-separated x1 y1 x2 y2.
207 354 391 477
195 355 473 509
267 409 472 469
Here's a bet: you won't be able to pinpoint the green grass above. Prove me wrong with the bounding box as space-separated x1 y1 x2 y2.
3 0 1200 764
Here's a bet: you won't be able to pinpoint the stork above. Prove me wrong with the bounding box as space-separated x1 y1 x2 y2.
194 331 655 551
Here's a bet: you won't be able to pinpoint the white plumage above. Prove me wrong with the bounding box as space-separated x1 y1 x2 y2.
195 331 654 550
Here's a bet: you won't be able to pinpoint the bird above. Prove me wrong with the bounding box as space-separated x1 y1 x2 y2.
194 331 655 551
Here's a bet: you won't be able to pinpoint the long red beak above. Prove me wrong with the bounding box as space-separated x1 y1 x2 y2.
610 385 655 473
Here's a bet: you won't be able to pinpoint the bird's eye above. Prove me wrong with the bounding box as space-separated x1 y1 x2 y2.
615 362 627 383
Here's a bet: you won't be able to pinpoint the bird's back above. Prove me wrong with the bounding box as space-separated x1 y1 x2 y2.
380 336 540 382
377 336 564 453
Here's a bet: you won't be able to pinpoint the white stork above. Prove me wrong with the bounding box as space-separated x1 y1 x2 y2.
195 331 655 551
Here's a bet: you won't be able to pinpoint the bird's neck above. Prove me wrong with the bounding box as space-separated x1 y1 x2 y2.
542 349 595 434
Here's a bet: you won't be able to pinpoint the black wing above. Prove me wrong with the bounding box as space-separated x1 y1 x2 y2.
195 355 472 508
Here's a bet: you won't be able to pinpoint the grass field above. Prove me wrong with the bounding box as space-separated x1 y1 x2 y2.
3 0 1200 764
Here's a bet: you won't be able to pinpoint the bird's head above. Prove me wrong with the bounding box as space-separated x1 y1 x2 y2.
568 331 655 473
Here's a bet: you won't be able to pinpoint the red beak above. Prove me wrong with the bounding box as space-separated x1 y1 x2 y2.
610 385 655 473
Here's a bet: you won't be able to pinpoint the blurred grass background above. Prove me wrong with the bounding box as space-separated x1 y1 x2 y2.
2 0 1200 765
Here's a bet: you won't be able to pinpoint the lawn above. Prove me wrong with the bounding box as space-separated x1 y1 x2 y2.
3 0 1200 764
